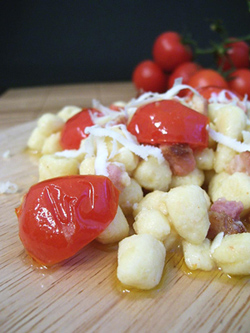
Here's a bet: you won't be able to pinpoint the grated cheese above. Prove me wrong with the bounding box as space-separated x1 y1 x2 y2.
2 150 11 159
85 125 164 163
91 99 128 126
208 126 250 153
0 181 18 194
211 232 224 254
55 147 85 158
208 90 248 113
125 83 200 118
94 137 109 176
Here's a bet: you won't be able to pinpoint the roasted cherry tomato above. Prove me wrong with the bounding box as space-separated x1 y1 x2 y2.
228 69 250 97
217 40 250 71
16 175 120 266
132 60 168 93
60 108 102 150
168 61 202 96
127 100 209 149
152 32 192 72
188 69 228 90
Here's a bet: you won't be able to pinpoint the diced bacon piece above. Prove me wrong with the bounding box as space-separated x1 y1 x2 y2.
210 197 244 220
159 143 196 176
227 151 250 175
208 198 246 240
208 211 246 240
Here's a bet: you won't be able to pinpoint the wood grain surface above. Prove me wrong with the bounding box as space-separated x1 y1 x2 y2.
1 82 250 333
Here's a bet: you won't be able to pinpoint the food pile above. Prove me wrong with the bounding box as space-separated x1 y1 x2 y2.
132 29 250 98
15 78 250 290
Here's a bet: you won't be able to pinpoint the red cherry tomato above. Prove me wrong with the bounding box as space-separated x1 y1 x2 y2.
127 100 209 149
152 32 192 72
228 69 250 97
60 108 102 150
168 62 202 96
132 60 168 93
16 175 120 266
188 69 228 90
217 40 250 71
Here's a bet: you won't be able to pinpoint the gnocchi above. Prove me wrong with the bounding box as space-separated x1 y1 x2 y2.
24 84 250 290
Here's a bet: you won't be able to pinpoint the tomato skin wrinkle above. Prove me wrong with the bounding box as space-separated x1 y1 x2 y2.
60 108 102 150
127 100 209 149
16 175 119 266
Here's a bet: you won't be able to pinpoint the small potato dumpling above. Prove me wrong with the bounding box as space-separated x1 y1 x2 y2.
133 190 168 217
57 106 82 122
110 147 139 174
119 179 143 216
133 209 171 242
213 144 236 173
166 185 210 245
195 148 214 170
208 172 229 200
170 168 205 188
27 113 64 152
163 227 180 251
209 172 250 214
27 127 48 151
212 233 250 275
117 234 166 290
208 103 227 124
96 206 129 244
37 113 64 136
133 156 172 191
79 156 96 175
41 132 63 155
182 238 215 271
39 154 79 181
214 105 246 140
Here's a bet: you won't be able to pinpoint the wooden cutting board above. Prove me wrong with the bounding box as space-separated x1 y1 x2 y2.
1 83 250 332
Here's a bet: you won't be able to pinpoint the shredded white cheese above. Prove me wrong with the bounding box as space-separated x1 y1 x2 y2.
2 150 11 159
85 125 164 163
0 181 18 194
208 90 248 113
124 83 200 118
211 232 224 254
94 137 109 176
91 99 128 126
55 147 85 158
208 126 250 153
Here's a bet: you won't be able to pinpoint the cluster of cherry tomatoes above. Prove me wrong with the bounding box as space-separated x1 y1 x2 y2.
132 31 250 97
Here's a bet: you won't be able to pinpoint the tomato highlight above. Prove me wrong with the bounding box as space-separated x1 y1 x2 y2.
16 175 120 266
127 100 209 149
